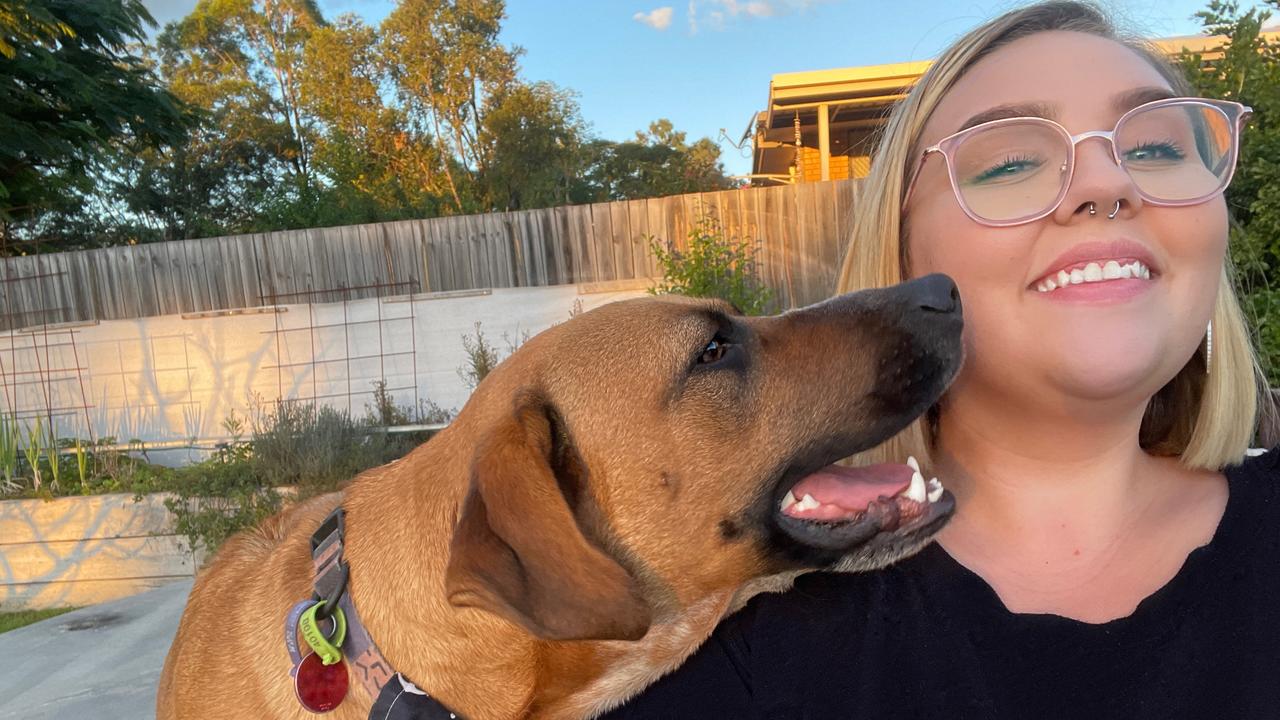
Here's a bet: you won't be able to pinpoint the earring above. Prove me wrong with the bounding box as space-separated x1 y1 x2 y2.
1205 320 1213 374
1088 202 1097 216
1107 200 1122 219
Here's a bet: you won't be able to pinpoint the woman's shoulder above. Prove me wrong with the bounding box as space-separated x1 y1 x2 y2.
1211 445 1280 557
1223 445 1280 503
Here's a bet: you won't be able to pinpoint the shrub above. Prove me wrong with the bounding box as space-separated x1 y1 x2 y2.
648 212 773 315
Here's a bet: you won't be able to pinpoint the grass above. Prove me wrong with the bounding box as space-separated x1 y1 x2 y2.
0 606 78 634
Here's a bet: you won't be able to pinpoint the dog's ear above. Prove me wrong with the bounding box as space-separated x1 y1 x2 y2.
445 396 652 642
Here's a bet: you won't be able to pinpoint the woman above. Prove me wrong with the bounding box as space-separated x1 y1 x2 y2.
603 1 1280 717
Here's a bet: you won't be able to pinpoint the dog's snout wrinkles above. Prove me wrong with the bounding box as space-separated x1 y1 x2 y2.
909 273 961 314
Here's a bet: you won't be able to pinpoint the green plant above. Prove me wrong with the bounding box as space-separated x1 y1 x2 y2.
0 414 18 492
458 322 503 389
164 458 280 554
1179 1 1280 383
44 438 60 492
648 212 773 315
368 380 411 427
22 418 42 492
74 438 88 494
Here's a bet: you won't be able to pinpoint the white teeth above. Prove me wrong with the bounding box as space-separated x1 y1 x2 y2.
797 493 821 512
781 490 798 512
905 471 927 503
906 455 920 473
926 477 943 503
1038 260 1151 293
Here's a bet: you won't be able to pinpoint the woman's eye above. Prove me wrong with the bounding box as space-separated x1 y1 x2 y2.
1124 141 1185 165
969 155 1044 184
698 338 730 365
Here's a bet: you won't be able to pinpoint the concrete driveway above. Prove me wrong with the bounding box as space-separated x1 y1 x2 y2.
0 580 192 720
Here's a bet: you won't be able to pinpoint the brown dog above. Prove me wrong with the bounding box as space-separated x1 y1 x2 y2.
157 274 963 720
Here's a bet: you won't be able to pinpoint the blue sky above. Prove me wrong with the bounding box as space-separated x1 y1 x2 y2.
142 0 1226 177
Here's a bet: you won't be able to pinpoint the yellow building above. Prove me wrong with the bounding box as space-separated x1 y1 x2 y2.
744 30 1280 185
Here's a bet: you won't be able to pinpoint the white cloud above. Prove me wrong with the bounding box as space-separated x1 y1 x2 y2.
683 0 824 32
634 6 675 30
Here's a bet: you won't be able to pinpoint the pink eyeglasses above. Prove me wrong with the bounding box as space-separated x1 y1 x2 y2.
902 97 1251 227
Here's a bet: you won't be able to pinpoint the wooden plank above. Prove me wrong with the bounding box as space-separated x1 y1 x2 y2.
591 201 616 283
506 212 528 287
487 211 511 288
610 199 634 280
568 204 596 284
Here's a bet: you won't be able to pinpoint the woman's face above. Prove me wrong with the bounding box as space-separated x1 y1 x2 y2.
906 31 1227 413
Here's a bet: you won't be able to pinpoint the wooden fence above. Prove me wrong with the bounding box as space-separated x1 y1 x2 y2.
0 179 861 331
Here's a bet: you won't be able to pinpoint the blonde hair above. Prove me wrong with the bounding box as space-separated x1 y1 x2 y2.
837 0 1273 471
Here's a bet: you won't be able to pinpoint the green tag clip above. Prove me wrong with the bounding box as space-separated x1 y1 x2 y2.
298 601 347 666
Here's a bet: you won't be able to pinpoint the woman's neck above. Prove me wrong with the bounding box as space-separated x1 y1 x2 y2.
930 391 1226 622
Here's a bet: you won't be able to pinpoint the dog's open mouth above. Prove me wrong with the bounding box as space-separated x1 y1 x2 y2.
772 456 955 551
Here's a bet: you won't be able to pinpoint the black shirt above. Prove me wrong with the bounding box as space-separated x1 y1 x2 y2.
604 448 1280 719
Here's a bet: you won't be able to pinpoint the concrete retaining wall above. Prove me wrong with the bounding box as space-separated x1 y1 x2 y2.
0 493 194 611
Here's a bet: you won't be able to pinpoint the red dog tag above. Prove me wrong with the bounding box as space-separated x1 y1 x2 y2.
294 651 349 713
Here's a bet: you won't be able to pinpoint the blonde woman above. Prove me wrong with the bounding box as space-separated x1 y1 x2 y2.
605 1 1279 717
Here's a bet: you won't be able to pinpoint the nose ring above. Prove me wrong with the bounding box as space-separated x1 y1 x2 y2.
1088 202 1097 216
1107 200 1122 219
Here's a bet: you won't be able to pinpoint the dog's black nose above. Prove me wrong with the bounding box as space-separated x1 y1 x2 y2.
907 273 960 314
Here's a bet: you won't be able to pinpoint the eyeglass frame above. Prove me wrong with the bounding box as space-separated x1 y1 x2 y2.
900 96 1252 228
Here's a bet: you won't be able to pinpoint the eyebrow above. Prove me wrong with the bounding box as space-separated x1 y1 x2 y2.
954 86 1180 133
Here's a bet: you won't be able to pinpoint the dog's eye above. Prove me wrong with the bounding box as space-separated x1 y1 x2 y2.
698 338 730 365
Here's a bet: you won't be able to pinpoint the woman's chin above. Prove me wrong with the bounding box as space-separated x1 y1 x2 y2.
1047 354 1181 403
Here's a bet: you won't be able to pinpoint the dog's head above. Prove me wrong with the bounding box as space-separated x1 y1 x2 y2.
444 274 963 642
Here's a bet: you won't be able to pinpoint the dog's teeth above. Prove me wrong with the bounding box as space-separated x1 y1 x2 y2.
781 490 798 512
906 455 920 472
799 493 821 511
905 471 927 503
926 477 943 503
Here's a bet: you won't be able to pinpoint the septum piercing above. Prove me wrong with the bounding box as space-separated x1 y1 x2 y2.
1086 201 1122 219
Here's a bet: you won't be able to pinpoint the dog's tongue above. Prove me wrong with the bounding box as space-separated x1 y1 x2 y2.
785 463 913 519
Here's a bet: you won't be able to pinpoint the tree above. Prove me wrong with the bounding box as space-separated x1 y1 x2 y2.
0 0 190 252
574 119 736 202
134 0 326 238
299 15 449 222
1179 0 1280 383
481 81 587 210
381 0 518 213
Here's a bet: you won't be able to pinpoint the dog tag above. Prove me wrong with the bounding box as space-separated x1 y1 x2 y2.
294 651 349 713
299 602 347 666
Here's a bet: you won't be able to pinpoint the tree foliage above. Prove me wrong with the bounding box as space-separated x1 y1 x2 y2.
0 0 190 250
0 0 735 252
1179 0 1280 383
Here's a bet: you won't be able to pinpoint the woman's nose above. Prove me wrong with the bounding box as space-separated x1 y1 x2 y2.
1052 136 1144 223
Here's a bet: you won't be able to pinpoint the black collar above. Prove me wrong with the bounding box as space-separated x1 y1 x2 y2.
309 506 464 720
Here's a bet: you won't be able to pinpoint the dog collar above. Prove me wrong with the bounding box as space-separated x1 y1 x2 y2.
307 506 464 720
